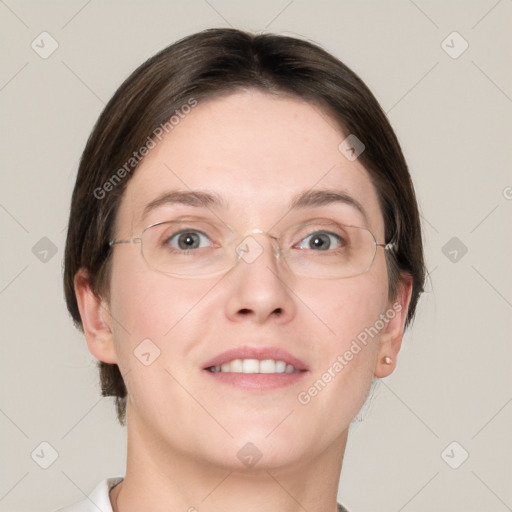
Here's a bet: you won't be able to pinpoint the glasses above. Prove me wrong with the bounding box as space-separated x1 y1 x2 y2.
109 218 396 279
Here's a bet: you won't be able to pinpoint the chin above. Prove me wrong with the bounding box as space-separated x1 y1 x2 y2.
214 442 309 474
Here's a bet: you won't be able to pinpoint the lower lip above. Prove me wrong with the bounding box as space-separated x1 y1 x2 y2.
203 370 310 391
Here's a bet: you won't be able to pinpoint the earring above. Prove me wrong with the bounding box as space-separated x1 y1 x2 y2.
383 356 393 365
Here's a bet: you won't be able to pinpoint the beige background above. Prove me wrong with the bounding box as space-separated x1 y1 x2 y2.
1 1 511 511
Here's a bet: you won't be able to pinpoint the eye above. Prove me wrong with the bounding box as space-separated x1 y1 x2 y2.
166 230 212 251
296 231 344 251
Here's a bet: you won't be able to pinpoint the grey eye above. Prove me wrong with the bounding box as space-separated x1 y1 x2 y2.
168 230 211 250
297 232 343 251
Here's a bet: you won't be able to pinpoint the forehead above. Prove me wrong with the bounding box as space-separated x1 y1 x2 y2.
117 89 384 235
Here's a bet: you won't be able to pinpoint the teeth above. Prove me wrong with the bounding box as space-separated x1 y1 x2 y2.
209 359 299 374
243 359 259 373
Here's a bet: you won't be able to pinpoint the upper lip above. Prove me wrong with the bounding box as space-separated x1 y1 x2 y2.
202 345 309 371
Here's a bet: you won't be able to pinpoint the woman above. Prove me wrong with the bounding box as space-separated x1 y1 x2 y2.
58 27 425 512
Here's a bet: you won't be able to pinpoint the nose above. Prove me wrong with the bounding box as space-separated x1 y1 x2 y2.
224 232 297 324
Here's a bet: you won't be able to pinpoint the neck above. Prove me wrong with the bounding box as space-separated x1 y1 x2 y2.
111 403 348 512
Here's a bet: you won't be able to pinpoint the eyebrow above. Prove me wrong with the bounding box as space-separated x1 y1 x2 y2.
142 190 228 220
289 189 368 224
141 188 368 224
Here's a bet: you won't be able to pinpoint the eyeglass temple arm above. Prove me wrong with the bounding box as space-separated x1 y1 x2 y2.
378 241 397 252
109 239 141 247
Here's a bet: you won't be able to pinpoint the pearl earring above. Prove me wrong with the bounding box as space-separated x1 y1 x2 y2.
383 356 393 365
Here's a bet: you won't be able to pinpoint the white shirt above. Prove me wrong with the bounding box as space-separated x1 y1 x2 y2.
53 476 124 512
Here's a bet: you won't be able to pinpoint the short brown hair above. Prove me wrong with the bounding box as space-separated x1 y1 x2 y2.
64 28 426 425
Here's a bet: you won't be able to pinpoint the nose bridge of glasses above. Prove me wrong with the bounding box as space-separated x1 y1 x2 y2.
233 227 281 266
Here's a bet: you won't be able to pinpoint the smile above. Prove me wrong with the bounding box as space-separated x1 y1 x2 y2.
206 358 304 374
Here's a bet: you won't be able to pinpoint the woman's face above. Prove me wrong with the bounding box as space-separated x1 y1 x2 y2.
103 89 405 470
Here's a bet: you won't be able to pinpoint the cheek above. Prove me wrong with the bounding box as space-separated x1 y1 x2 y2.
303 268 388 348
291 276 387 430
107 253 211 369
107 266 210 417
109 251 193 331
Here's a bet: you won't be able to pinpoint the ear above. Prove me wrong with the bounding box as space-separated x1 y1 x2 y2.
74 268 117 364
374 273 413 378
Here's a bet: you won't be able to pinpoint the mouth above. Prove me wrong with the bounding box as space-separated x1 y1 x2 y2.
206 358 305 374
202 345 308 373
202 345 309 390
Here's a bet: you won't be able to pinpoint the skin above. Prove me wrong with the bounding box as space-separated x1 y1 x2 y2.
75 89 412 512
